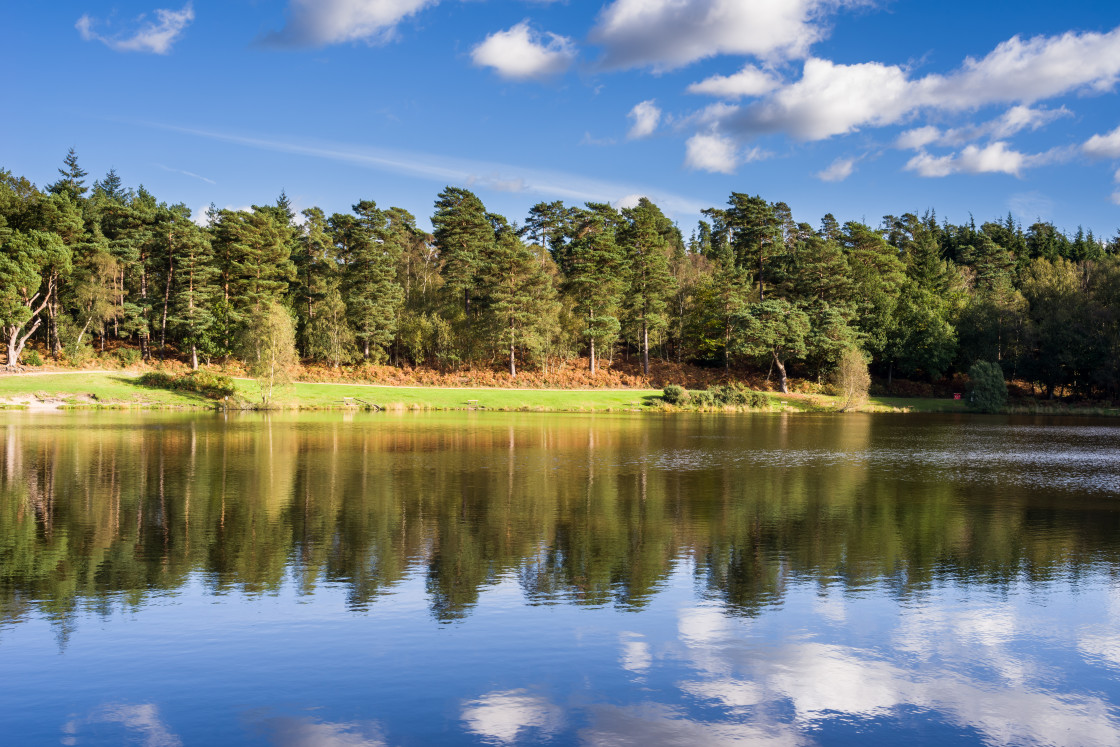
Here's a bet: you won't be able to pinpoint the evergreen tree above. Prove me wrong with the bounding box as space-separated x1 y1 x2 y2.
619 198 675 375
432 187 492 316
564 214 627 374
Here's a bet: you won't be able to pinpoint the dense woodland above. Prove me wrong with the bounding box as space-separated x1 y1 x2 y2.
3 149 1120 396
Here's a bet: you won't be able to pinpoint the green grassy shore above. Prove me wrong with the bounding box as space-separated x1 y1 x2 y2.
0 370 980 414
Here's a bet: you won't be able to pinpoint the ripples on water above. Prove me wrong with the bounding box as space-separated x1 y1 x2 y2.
1 412 1119 745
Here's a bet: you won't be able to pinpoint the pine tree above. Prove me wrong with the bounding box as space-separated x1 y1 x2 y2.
563 213 627 374
619 198 675 375
432 187 492 317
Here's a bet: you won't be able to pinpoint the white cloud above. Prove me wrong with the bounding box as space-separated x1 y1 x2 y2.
76 4 194 54
1112 191 1120 206
735 58 913 141
590 0 851 72
461 690 563 744
897 106 1071 150
612 194 646 210
896 126 942 150
1083 125 1120 159
989 105 1072 139
905 150 956 177
711 26 1120 145
914 27 1120 109
687 65 782 99
684 132 739 173
263 0 438 47
905 142 1071 178
471 21 577 81
817 157 855 182
627 100 662 139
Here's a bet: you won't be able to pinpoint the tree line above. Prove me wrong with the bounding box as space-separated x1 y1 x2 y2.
3 149 1120 396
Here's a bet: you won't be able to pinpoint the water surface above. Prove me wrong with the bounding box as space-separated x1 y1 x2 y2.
2 412 1119 745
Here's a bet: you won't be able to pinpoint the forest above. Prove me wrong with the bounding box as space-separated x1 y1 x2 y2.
3 149 1120 397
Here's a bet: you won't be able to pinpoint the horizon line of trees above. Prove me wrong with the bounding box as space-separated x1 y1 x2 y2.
3 150 1120 396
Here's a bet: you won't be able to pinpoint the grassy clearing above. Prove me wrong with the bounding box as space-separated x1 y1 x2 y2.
0 372 214 408
4 371 1114 417
247 380 662 411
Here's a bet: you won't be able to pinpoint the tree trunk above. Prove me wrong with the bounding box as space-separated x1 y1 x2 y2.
5 318 42 369
774 353 789 394
191 344 199 371
642 320 650 376
509 340 516 378
589 336 596 375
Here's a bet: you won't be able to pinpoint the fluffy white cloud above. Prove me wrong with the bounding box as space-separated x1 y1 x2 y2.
817 157 856 182
627 100 662 139
905 150 956 178
263 0 438 47
1083 125 1120 159
897 106 1071 150
76 3 194 54
735 58 913 141
471 21 577 81
714 26 1120 145
905 142 1070 178
590 0 848 71
687 65 781 99
896 126 942 150
684 132 740 173
915 27 1120 109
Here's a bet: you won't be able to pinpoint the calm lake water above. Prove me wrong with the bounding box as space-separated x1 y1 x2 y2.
2 411 1120 746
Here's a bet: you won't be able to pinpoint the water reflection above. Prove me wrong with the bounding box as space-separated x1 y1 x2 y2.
2 412 1120 744
2 413 1119 630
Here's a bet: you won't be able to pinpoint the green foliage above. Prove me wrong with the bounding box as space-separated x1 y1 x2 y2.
239 301 299 406
137 370 236 399
832 347 871 411
115 347 142 367
24 349 43 366
662 384 686 405
967 360 1007 412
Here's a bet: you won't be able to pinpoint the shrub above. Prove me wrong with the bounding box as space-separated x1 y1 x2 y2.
967 360 1007 413
832 347 871 412
23 349 44 367
745 391 769 409
137 370 236 400
662 384 687 405
187 370 236 399
115 347 142 367
690 390 716 407
709 383 747 406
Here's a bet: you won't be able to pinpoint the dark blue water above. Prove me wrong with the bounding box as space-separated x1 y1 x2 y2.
1 412 1119 745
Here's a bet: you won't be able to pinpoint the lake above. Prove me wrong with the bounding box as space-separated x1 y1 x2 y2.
2 411 1119 745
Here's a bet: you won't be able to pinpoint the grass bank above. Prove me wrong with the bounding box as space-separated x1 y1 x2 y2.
2 371 1096 416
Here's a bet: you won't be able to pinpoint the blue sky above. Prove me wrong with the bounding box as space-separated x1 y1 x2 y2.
3 1 1119 238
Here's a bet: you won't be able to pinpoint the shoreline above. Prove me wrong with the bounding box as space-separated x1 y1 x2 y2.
1 369 1116 417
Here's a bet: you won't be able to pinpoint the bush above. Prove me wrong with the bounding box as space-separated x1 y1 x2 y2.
967 360 1007 413
745 391 769 409
832 347 871 412
662 384 687 405
115 347 142 367
690 390 716 407
138 370 236 400
709 384 747 406
23 349 44 367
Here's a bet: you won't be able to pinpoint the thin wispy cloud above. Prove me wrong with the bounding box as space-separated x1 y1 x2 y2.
76 4 194 54
154 164 216 185
132 121 708 216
